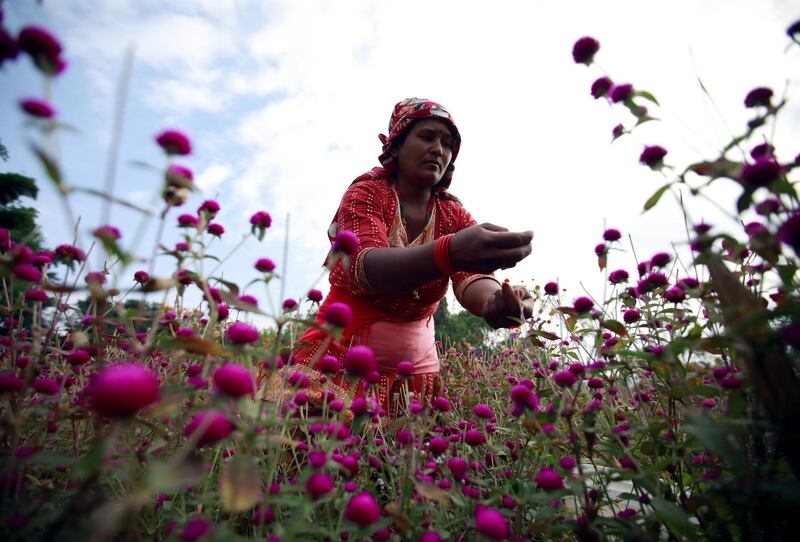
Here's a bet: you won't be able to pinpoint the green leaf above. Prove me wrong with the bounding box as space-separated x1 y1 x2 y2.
601 319 628 337
635 90 660 105
30 143 62 188
650 495 698 540
736 188 755 213
643 183 671 212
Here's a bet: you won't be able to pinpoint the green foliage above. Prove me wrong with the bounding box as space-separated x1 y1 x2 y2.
0 172 43 249
433 296 491 348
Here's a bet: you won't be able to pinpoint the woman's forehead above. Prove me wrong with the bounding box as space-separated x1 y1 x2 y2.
410 119 454 135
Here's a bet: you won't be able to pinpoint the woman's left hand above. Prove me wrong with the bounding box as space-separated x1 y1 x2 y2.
483 281 534 329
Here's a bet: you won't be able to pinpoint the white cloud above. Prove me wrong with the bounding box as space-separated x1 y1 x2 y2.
195 162 233 193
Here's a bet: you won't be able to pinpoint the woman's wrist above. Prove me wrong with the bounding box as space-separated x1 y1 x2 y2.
433 234 455 276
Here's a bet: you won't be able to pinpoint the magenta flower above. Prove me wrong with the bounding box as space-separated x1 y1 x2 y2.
619 455 637 471
396 360 414 377
180 517 212 542
609 83 633 103
473 403 494 418
307 288 323 302
249 211 272 228
591 76 612 99
740 157 782 188
428 436 448 455
85 271 107 286
225 321 260 345
553 370 577 387
89 364 160 418
535 466 565 491
217 304 230 320
313 355 340 374
282 298 298 311
184 410 234 447
474 504 510 540
67 350 91 366
777 210 800 254
420 531 443 542
0 372 23 393
650 252 672 268
573 296 594 314
306 472 334 500
238 294 258 307
33 377 60 395
603 228 621 241
750 143 775 159
155 129 192 155
323 302 352 328
543 281 558 295
639 145 667 169
464 429 486 446
213 363 255 397
344 491 381 527
206 223 225 237
166 164 193 183
18 26 63 74
623 308 641 324
177 214 199 228
559 456 577 470
255 258 276 272
12 263 42 283
432 396 451 412
663 286 686 303
331 229 360 257
572 36 600 65
92 225 122 242
594 243 607 257
343 345 376 377
608 269 629 284
54 244 87 264
0 28 20 65
24 289 48 302
19 98 55 118
744 86 773 108
448 457 468 480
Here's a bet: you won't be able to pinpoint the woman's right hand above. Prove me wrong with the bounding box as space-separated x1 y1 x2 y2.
449 223 533 274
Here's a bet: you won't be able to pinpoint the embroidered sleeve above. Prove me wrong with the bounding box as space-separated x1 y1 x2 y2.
335 182 390 294
447 201 500 306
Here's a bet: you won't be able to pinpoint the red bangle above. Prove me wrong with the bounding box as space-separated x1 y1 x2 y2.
434 234 455 276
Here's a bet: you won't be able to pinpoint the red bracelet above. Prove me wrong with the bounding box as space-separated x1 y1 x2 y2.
434 234 455 276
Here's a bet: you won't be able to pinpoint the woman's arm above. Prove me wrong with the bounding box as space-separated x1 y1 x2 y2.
461 278 534 329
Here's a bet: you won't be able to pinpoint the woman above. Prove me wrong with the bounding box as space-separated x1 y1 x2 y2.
265 98 533 418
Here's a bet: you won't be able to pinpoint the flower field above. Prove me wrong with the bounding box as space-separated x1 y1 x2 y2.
1 9 800 542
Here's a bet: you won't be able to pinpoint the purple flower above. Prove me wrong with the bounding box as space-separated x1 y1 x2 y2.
332 229 360 257
213 363 255 397
609 83 633 103
663 286 686 303
85 271 106 286
24 289 48 302
282 298 297 311
180 517 212 542
166 164 193 183
249 211 272 228
306 472 334 500
591 76 612 99
474 504 510 540
650 252 672 268
307 288 323 302
594 243 607 257
155 129 192 155
608 269 629 284
344 491 381 526
133 270 150 284
0 28 20 65
473 403 494 418
19 98 55 118
603 228 621 241
225 321 260 345
740 157 782 188
572 36 600 65
543 281 558 295
184 410 234 447
54 244 86 263
92 225 122 242
12 263 42 283
89 364 160 418
553 370 577 387
432 395 451 412
206 223 225 237
623 308 641 323
750 143 775 159
18 26 64 74
323 302 352 328
343 345 376 377
535 467 564 491
573 296 594 314
255 258 276 272
744 87 773 108
639 145 667 169
177 214 199 228
777 211 800 254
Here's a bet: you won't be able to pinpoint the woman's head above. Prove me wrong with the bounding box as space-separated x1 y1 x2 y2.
390 118 455 189
379 98 461 189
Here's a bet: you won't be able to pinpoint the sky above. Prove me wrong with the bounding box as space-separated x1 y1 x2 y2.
1 0 798 320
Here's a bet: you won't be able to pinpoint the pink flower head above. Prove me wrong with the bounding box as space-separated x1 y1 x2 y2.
744 86 773 108
432 395 451 412
637 271 669 294
12 263 42 283
573 296 594 314
594 243 607 257
650 252 672 268
343 345 376 377
184 410 234 447
0 372 24 393
306 472 334 500
750 143 775 160
396 360 414 377
177 214 199 228
428 436 448 455
131 270 149 285
89 364 160 418
603 228 621 241
591 76 612 99
282 298 297 311
54 244 87 264
92 225 122 242
464 429 486 446
473 403 494 418
24 289 48 302
33 376 60 395
0 28 20 65
610 83 633 103
344 491 381 526
623 308 641 324
180 517 212 542
474 504 510 540
238 294 258 307
663 286 686 303
740 157 782 188
553 370 577 387
85 271 106 286
18 26 63 74
608 269 629 284
448 457 468 480
543 281 558 295
535 466 564 491
255 258 276 273
323 302 352 328
313 355 340 374
19 98 55 118
572 36 600 65
777 210 800 254
206 223 224 237
331 229 360 257
216 304 230 320
155 129 192 155
67 349 91 366
640 145 667 169
307 288 323 302
213 363 255 397
166 164 193 183
225 321 260 345
249 211 272 228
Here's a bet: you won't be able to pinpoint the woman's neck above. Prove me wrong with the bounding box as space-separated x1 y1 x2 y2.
395 176 431 207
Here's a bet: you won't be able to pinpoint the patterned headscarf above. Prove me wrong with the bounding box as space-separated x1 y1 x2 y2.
355 98 462 194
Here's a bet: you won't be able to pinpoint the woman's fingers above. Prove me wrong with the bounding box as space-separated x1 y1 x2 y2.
492 230 534 249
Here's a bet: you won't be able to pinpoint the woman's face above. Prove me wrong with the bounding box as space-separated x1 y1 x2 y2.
392 119 455 188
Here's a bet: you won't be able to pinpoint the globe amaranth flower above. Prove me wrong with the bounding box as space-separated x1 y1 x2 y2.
428 436 448 455
213 363 255 397
535 467 564 491
750 143 775 160
166 163 193 183
777 210 800 254
331 229 360 257
543 281 558 295
250 211 272 228
206 223 224 237
650 252 672 268
314 355 340 374
639 145 667 169
594 243 607 257
637 271 669 293
89 364 160 418
344 491 381 527
54 244 86 264
85 271 107 286
573 296 594 314
553 370 577 387
238 294 258 307
254 257 276 273
177 214 199 228
180 517 212 542
18 26 64 75
610 83 633 103
307 288 323 302
343 345 376 377
225 321 260 345
323 301 352 328
623 308 641 323
184 410 234 447
24 289 48 302
12 263 42 283
474 504 510 541
19 97 55 118
282 298 297 311
663 286 686 303
755 198 781 216
740 157 782 188
155 129 192 155
572 36 600 65
591 76 612 99
306 472 334 500
603 228 621 241
473 403 494 418
0 27 20 65
744 86 773 108
608 269 629 284
432 395 451 412
92 224 122 242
